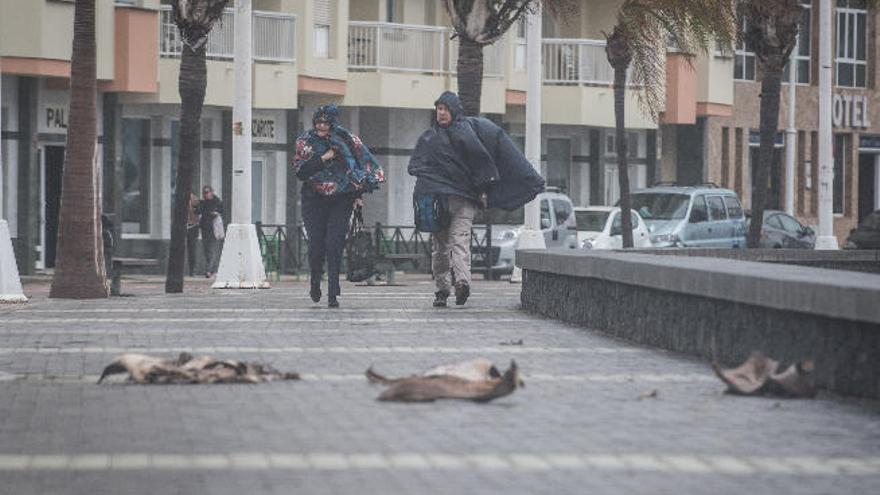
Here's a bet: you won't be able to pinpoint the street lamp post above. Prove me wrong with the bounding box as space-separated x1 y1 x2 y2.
0 57 28 303
815 0 838 249
510 9 547 284
784 48 796 216
212 0 270 287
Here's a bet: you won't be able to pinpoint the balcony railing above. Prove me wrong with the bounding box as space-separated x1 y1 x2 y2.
543 38 625 85
160 6 296 63
348 22 503 77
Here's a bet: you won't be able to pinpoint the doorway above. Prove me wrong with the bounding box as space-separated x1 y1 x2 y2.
546 138 571 194
42 145 65 269
858 153 879 222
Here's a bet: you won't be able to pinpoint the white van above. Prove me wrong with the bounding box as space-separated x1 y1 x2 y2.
573 207 652 249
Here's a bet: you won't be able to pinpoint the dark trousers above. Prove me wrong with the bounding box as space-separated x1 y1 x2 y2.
200 226 221 274
186 225 199 276
302 193 354 298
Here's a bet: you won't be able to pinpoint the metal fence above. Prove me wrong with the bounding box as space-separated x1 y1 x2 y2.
542 38 623 85
159 6 296 63
348 21 504 77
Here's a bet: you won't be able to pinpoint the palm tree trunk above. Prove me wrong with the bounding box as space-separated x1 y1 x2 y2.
457 37 484 116
747 63 784 248
50 0 107 299
165 43 206 293
613 66 634 248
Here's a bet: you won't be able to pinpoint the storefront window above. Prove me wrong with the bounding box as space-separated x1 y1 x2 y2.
121 118 151 234
734 16 756 81
836 0 867 88
783 0 812 84
833 134 846 214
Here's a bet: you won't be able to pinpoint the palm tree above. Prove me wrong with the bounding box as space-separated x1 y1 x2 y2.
165 0 230 293
50 0 108 299
605 0 737 247
443 0 574 116
740 0 802 248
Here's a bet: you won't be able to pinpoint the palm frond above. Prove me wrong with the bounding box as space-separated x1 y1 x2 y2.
171 0 231 50
444 0 578 45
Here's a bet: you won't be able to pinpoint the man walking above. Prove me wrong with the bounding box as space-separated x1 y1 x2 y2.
409 92 544 307
196 185 223 278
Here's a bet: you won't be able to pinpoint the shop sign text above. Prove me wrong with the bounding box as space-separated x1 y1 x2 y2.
833 93 871 129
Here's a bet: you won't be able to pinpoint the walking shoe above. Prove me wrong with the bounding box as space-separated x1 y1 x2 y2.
310 287 322 303
454 283 470 306
433 290 449 308
328 297 339 308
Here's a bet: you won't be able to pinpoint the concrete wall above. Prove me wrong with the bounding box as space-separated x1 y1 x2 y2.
519 250 880 399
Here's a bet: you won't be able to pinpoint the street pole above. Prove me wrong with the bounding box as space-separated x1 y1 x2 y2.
212 0 270 287
784 49 796 216
510 8 547 284
0 57 28 303
815 0 838 249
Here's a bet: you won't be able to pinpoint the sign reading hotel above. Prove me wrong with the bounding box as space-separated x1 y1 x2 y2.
833 93 871 129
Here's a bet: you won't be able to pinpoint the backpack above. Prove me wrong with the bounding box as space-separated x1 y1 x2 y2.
413 193 450 233
346 207 376 283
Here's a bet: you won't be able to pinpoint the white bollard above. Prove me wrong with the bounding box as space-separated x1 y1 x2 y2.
211 224 269 289
0 220 27 303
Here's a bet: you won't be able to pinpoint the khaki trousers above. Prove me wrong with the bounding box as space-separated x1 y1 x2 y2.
432 195 476 293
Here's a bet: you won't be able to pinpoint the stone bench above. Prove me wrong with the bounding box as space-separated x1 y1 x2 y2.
110 257 160 296
517 249 880 399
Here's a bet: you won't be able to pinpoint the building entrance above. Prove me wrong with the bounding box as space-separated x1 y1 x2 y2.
42 145 65 269
858 153 879 223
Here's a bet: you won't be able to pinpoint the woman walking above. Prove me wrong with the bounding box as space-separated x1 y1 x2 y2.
293 105 384 308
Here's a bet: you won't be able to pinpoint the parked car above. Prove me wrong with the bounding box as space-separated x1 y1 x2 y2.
573 206 652 249
628 185 747 248
473 190 577 278
844 210 880 249
747 210 816 249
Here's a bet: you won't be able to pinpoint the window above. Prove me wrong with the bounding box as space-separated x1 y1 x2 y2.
575 210 610 232
314 25 330 58
734 16 756 81
707 196 728 221
836 0 867 88
514 18 527 71
767 214 785 229
630 193 690 220
610 212 640 234
605 133 616 155
723 196 744 219
690 195 708 222
778 214 803 233
833 134 846 214
552 199 572 226
121 118 151 234
783 1 812 84
627 132 640 158
386 0 401 23
540 200 551 228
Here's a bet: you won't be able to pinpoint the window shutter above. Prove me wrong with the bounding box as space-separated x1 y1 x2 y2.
314 0 331 25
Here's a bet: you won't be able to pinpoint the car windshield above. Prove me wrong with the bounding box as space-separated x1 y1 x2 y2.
575 211 610 231
474 207 525 225
630 193 690 220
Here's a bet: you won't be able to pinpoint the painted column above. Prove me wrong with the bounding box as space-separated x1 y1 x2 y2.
816 0 838 249
212 0 269 288
511 9 547 284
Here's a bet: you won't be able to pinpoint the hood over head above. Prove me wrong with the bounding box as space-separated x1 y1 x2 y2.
312 104 340 127
434 91 464 125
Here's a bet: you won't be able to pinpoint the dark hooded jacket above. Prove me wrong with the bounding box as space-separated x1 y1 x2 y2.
408 91 544 210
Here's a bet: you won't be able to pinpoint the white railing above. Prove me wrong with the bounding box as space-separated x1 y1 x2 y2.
543 38 619 85
348 22 504 77
160 6 296 63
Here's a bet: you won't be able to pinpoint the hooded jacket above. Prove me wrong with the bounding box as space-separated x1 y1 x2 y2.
408 92 544 211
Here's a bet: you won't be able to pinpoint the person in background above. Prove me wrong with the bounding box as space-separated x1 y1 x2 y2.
293 104 384 308
196 185 223 278
186 191 200 277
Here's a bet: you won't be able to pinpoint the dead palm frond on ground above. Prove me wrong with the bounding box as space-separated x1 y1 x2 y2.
713 351 816 398
366 359 523 402
605 0 737 247
97 352 300 384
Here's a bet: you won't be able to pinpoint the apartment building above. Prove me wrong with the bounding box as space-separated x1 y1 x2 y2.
2 0 665 274
664 0 880 242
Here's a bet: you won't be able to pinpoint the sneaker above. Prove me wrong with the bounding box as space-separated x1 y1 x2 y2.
433 290 449 308
328 297 339 308
454 283 470 306
310 287 322 303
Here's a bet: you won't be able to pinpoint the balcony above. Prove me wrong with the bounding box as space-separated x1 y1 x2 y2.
347 21 503 77
542 38 626 85
159 6 296 63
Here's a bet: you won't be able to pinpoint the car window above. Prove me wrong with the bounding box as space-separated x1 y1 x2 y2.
723 196 744 219
552 199 572 226
778 214 803 233
766 214 784 229
575 210 610 232
629 193 690 220
630 212 640 228
611 212 639 231
540 200 551 227
690 196 708 223
707 196 727 221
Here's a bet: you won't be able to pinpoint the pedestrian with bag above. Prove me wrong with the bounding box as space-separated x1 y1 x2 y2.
186 192 200 277
293 104 384 308
196 185 223 278
409 91 544 307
